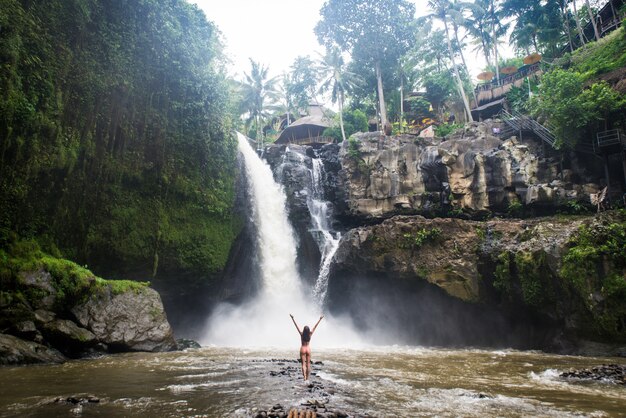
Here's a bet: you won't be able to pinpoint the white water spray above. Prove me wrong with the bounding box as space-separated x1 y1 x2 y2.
308 158 341 306
202 133 361 348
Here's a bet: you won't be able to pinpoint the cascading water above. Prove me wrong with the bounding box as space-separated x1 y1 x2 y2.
307 158 341 306
202 133 360 348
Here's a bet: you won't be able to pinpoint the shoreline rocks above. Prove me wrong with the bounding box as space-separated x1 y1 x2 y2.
560 364 626 385
1 259 176 364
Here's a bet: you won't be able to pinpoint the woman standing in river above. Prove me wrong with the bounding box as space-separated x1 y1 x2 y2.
289 314 324 381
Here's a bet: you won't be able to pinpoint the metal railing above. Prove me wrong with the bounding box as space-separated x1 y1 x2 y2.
500 109 557 148
595 129 625 150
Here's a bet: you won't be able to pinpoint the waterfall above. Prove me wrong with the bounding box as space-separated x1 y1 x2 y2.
308 158 341 306
202 134 361 348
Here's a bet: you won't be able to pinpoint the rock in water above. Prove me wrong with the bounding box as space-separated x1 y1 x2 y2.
0 333 66 365
72 284 176 352
176 338 201 350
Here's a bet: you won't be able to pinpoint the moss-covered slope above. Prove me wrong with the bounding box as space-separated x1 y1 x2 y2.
0 0 241 280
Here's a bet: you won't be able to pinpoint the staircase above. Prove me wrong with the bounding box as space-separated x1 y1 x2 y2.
499 109 558 148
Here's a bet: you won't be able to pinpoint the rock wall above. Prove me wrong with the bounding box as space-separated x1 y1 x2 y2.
329 123 604 221
328 211 626 352
258 124 623 353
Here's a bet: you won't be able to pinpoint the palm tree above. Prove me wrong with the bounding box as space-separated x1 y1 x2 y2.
427 0 473 122
570 0 587 46
447 0 478 104
317 47 361 142
240 59 279 147
584 0 601 41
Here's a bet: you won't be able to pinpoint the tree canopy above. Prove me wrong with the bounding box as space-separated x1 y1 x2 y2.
315 0 415 128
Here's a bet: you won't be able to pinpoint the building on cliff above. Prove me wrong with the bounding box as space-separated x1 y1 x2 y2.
274 103 334 147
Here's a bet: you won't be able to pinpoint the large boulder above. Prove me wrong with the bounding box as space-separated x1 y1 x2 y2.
0 333 65 365
72 284 176 352
41 319 96 356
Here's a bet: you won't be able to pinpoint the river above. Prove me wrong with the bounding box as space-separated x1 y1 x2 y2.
1 346 624 417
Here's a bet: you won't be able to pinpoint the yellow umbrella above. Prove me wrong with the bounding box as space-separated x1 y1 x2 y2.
523 53 542 65
477 71 495 81
500 65 518 74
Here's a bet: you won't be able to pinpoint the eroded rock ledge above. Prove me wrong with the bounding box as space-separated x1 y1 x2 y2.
0 246 177 365
328 210 626 352
330 123 603 221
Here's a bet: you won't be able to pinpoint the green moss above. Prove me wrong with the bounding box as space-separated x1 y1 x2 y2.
559 211 626 339
515 251 553 308
1 238 153 312
493 251 512 297
400 227 442 250
95 277 149 295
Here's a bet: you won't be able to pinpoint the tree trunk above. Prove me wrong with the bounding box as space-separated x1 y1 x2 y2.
453 21 478 105
572 0 587 46
400 74 404 133
375 60 388 129
444 17 473 122
561 3 575 53
585 0 601 41
491 0 500 83
339 90 347 142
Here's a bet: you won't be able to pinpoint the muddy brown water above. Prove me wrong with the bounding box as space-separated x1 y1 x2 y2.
1 346 624 417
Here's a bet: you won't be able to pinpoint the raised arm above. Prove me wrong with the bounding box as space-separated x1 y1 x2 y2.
289 314 302 335
311 315 324 335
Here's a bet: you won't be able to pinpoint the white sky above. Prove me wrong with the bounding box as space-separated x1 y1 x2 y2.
193 1 505 84
194 0 328 79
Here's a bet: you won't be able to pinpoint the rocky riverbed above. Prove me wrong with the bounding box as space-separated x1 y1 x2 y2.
560 364 626 385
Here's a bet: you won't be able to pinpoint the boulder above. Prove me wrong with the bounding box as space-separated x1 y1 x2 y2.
41 319 96 356
0 333 65 365
71 284 176 352
19 269 57 309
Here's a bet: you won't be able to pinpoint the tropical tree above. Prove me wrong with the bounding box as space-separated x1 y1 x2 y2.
570 0 587 46
584 0 601 41
317 47 362 142
285 55 319 114
315 0 416 129
240 59 279 145
465 0 508 70
426 0 473 121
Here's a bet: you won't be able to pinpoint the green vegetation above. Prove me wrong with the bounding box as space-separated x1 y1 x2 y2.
0 239 148 313
492 250 555 308
0 0 240 278
434 123 463 137
324 109 368 142
400 227 442 250
558 29 626 79
493 251 513 297
559 212 626 339
531 68 626 148
347 137 362 160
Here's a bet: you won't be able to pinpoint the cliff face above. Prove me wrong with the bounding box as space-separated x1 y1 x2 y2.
331 123 603 221
328 211 626 351
263 124 624 352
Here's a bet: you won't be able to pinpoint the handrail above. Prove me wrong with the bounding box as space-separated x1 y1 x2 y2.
500 109 557 148
596 129 625 147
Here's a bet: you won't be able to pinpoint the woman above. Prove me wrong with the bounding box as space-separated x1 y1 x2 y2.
289 314 323 381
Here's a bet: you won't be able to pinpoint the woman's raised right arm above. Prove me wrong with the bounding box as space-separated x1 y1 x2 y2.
289 314 302 335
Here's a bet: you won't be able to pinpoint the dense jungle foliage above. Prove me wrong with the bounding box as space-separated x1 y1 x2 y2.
0 0 240 280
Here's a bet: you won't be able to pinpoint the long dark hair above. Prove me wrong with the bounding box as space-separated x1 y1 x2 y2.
302 325 311 342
